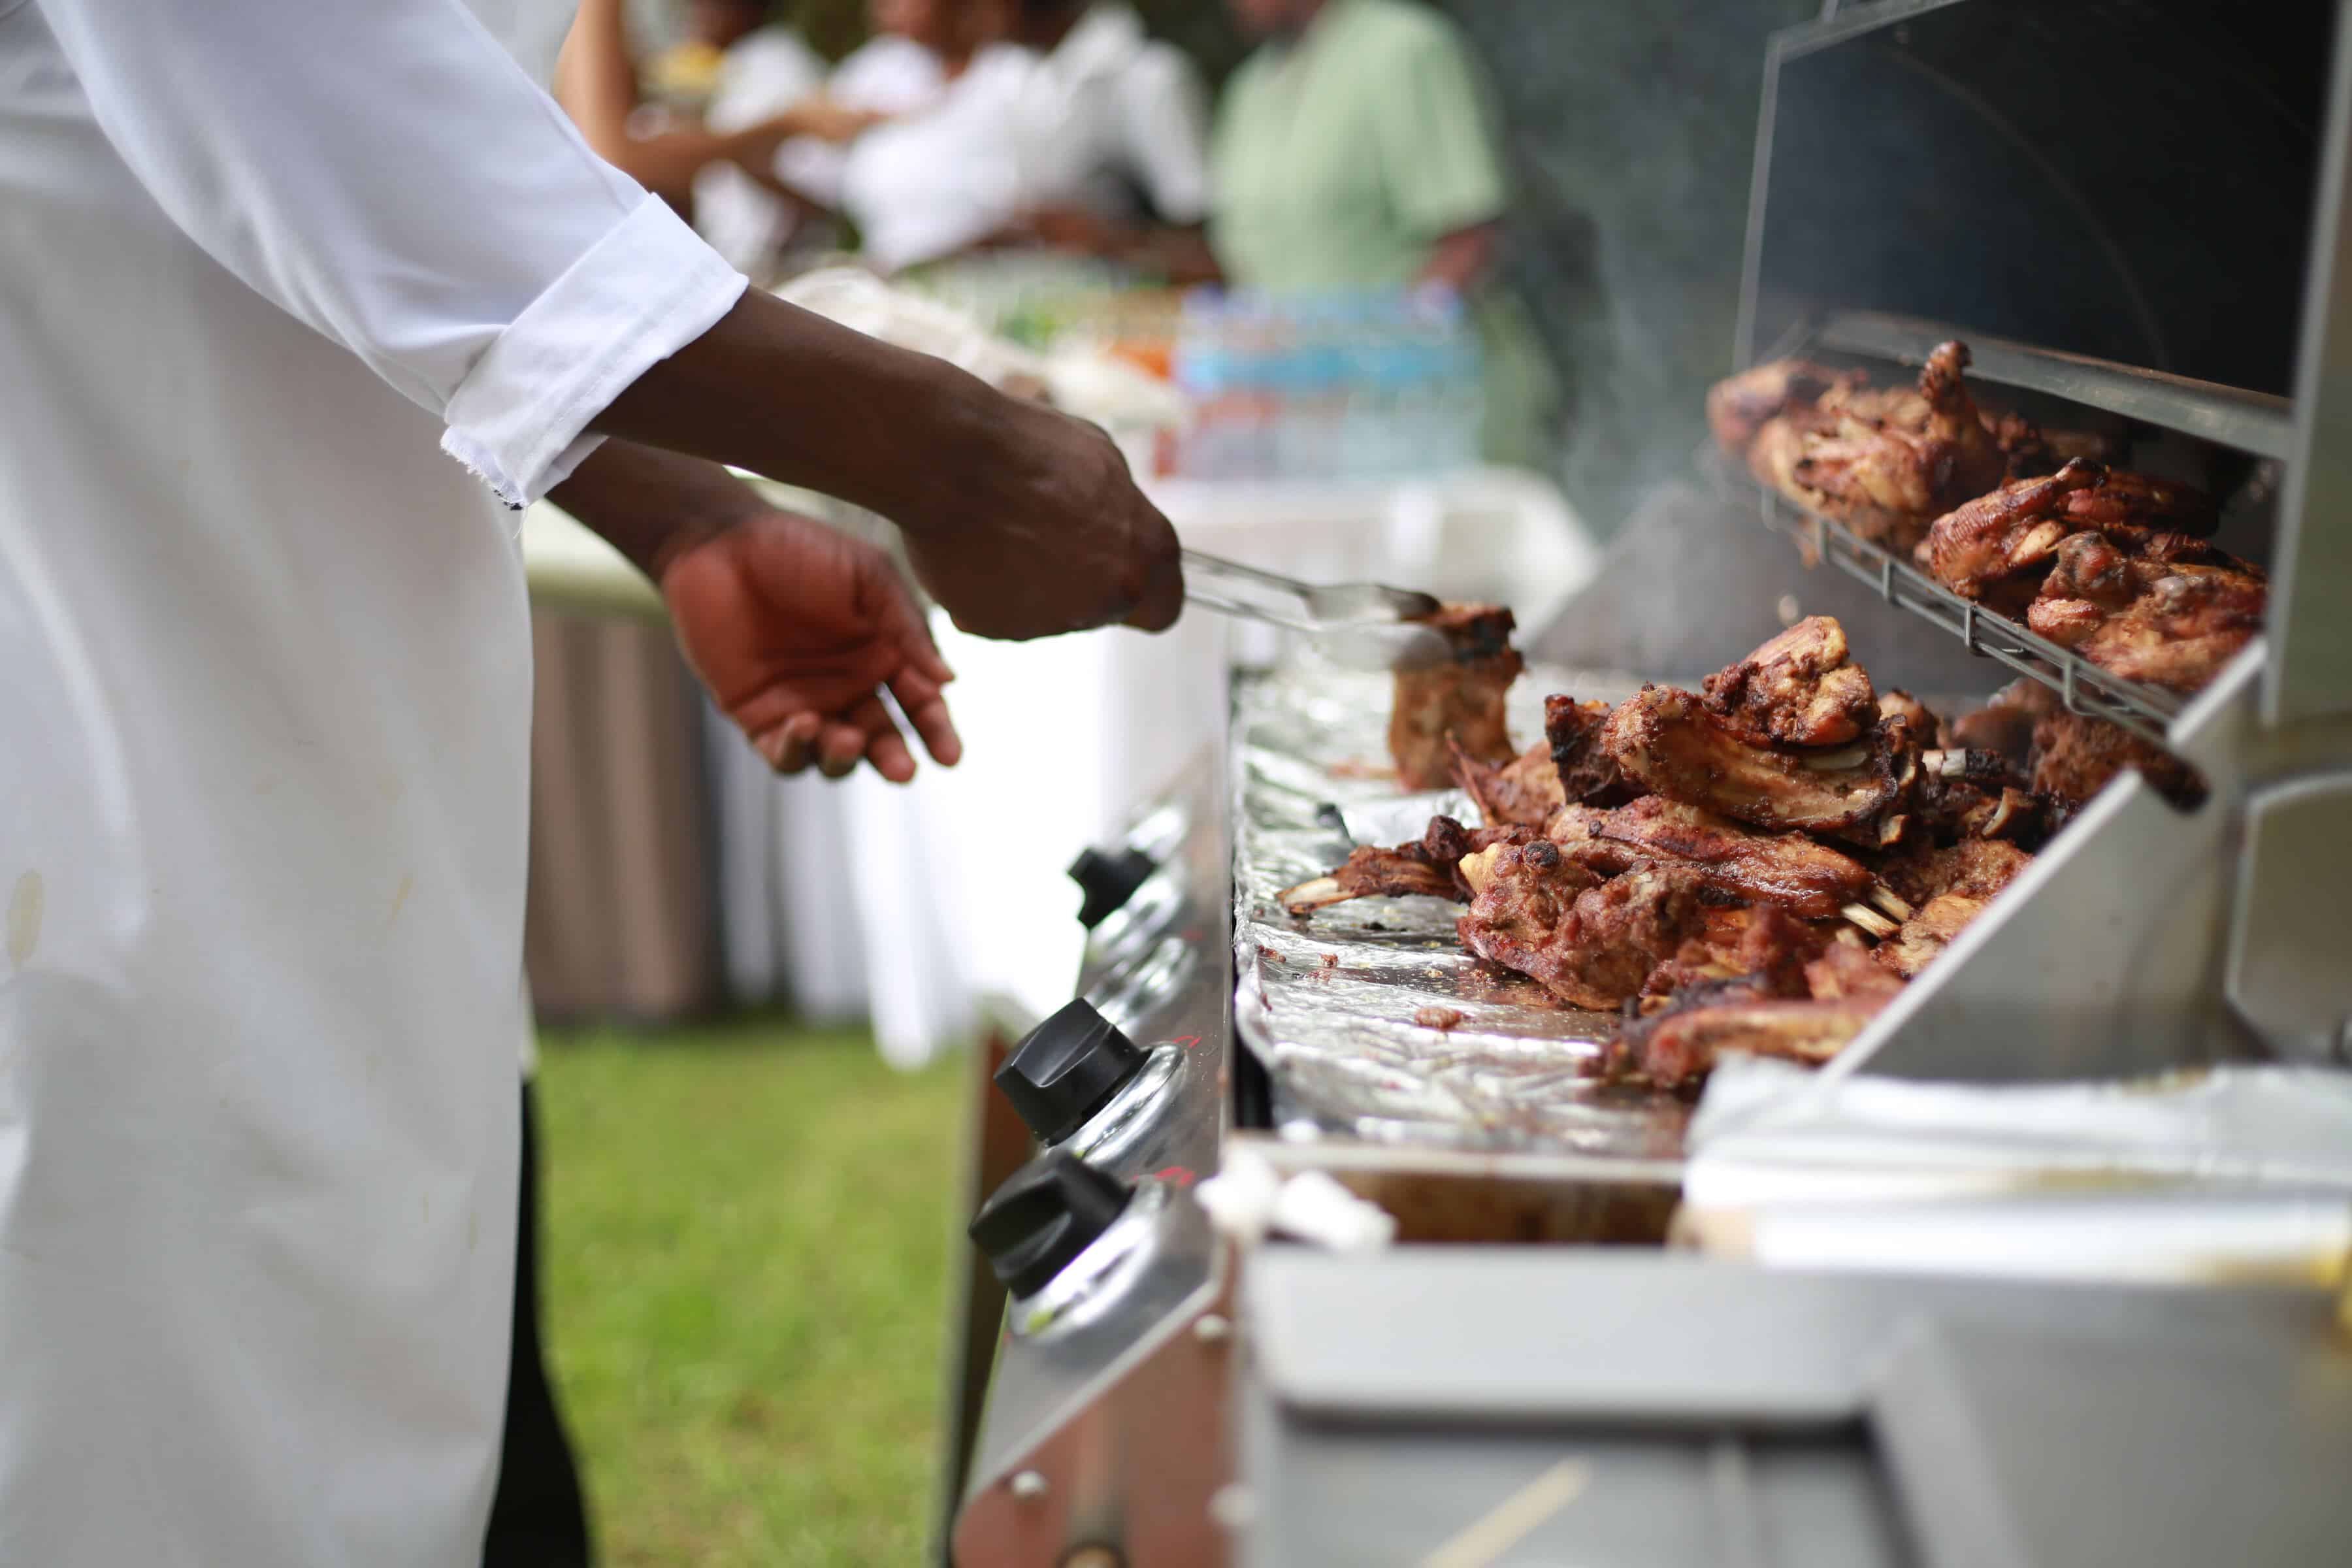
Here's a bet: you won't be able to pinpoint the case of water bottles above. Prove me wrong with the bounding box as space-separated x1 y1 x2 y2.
1169 290 1486 480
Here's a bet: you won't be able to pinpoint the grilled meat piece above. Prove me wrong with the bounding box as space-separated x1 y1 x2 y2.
1629 994 1885 1088
1452 737 1567 829
1604 685 1912 839
1914 459 2106 612
2029 713 2203 811
1581 796 1876 920
1388 603 1522 790
1805 939 1906 1002
1876 689 1940 742
1874 891 1992 979
1279 816 1531 915
2057 468 2219 534
1458 853 1710 1011
1759 342 2012 554
1870 837 2034 909
1701 615 1878 748
2025 534 2265 694
1707 359 1859 457
1545 695 1642 808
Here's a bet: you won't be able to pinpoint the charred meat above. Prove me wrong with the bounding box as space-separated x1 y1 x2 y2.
1458 855 1710 1011
1452 737 1568 829
1701 615 1878 748
1604 685 1911 839
1545 695 1642 808
1278 815 1531 915
2026 534 2265 694
1388 603 1523 790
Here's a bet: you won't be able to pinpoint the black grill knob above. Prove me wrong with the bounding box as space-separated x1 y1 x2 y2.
995 998 1146 1143
1069 845 1156 929
969 1153 1134 1298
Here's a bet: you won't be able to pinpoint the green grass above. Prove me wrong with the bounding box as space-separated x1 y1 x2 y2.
534 1019 966 1567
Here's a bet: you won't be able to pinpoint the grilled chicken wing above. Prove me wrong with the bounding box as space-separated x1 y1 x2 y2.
1915 459 2105 610
1701 615 1878 747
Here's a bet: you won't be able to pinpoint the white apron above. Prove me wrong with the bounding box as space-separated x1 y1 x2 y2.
0 2 742 1561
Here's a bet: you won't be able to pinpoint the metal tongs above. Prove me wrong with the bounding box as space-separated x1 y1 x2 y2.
1181 549 1452 670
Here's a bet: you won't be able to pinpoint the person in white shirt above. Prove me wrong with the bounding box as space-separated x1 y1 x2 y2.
0 3 1182 1564
840 0 1217 278
769 0 967 218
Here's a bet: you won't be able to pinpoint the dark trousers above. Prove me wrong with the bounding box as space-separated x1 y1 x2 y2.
483 1082 593 1567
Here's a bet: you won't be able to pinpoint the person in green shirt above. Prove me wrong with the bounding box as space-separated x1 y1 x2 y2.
1209 0 1560 468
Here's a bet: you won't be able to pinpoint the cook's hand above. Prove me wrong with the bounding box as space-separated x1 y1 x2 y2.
900 398 1184 640
661 510 960 782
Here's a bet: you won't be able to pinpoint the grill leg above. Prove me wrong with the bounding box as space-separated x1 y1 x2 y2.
931 1022 1037 1567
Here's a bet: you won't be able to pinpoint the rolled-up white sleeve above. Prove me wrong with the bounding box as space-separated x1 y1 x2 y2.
37 0 749 505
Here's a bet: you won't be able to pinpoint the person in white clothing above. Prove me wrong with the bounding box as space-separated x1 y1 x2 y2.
690 2 830 274
838 0 1218 279
0 4 1183 1565
769 0 964 218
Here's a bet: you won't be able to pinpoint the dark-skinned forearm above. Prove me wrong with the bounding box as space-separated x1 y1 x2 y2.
587 289 998 530
548 439 773 584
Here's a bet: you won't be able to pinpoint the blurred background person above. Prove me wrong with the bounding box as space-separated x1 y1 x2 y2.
763 0 974 253
555 0 877 214
987 0 1220 282
1209 0 1560 465
838 0 1213 278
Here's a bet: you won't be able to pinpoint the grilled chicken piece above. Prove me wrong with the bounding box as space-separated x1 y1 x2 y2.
1458 851 1709 1011
1604 685 1912 840
1545 695 1642 807
1628 994 1885 1088
1914 459 2106 611
2030 713 2202 811
2056 468 2219 534
1761 342 2012 554
1874 891 1992 979
1870 837 2034 909
1277 816 1531 915
1578 796 1876 920
1706 359 1858 457
1452 737 1567 830
1805 939 1906 1002
1701 615 1878 747
2026 534 2265 694
1388 603 1522 790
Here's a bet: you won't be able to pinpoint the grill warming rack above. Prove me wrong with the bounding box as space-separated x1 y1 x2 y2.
1729 308 2293 753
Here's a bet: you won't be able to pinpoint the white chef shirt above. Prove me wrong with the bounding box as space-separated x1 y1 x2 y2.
0 2 745 1564
840 4 1210 274
693 24 829 274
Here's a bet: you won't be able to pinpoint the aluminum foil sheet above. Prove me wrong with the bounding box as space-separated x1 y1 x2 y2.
1230 664 1692 1156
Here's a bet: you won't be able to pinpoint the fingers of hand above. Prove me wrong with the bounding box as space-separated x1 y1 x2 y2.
889 670 962 768
1122 510 1186 633
757 711 823 776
